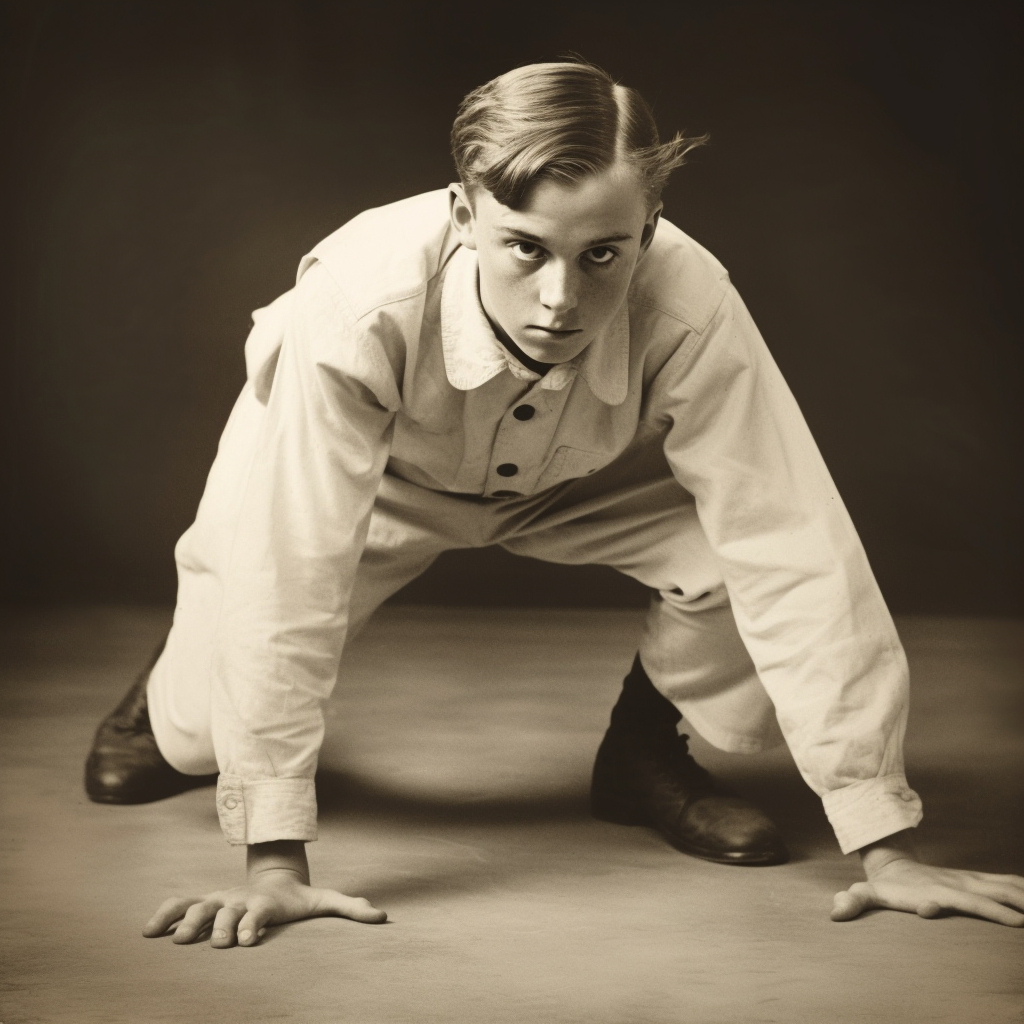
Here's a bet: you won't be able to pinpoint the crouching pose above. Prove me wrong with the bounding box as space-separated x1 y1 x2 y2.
85 61 1024 948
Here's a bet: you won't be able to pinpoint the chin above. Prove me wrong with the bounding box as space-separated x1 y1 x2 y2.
516 335 590 363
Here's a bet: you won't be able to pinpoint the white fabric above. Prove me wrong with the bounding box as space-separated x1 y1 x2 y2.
146 189 922 854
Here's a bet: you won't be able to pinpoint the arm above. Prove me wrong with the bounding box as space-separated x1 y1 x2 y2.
655 287 1023 922
148 262 400 945
655 285 921 851
210 259 399 848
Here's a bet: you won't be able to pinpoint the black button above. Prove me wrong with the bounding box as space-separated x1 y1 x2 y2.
491 489 521 498
513 405 535 421
496 463 518 477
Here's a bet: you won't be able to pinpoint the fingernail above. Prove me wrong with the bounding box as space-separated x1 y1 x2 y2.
213 929 227 939
257 928 266 937
239 929 252 942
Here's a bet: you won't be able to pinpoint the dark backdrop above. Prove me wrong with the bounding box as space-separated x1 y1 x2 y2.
3 1 1021 612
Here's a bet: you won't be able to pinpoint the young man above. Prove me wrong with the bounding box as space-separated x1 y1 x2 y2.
86 61 1024 948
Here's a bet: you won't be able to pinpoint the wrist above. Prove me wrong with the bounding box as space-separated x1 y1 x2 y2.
858 828 918 877
247 839 310 885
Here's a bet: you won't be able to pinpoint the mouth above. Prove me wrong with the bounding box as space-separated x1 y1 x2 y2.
527 325 583 336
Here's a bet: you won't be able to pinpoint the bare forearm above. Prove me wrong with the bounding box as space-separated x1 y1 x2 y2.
858 828 917 878
247 840 310 884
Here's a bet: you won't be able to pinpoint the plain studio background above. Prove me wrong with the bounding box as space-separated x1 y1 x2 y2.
1 0 1021 614
1 5 1023 1024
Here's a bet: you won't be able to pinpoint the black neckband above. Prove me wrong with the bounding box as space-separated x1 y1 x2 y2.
486 317 554 376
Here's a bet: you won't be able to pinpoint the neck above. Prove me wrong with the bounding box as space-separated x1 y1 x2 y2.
477 272 553 376
484 314 554 376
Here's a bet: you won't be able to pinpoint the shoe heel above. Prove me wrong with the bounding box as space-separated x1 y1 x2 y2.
590 789 645 826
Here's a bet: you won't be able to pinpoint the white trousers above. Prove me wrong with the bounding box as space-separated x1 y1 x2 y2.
149 425 784 778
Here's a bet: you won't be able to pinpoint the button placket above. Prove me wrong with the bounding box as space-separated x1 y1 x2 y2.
486 382 566 495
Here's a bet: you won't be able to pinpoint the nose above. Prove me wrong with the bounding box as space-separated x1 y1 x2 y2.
538 260 578 315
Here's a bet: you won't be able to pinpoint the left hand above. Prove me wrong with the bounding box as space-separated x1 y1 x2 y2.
832 839 1024 926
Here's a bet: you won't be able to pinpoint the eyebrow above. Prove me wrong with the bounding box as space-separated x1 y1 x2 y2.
499 228 635 248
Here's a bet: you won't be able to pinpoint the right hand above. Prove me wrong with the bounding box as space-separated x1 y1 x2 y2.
142 840 387 948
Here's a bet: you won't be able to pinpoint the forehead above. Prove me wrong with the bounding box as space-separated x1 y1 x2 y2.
474 162 648 245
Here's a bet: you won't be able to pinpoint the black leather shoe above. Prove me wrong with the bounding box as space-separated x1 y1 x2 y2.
84 642 217 804
591 655 789 866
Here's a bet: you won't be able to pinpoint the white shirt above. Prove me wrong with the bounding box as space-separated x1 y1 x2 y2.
188 189 922 852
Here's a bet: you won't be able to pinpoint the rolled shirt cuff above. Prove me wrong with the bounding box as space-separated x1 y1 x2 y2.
822 774 923 854
216 775 319 845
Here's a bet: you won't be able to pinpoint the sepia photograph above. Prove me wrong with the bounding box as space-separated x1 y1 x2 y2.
2 2 1022 1021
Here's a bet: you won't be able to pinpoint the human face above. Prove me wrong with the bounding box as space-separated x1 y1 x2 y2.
449 163 661 364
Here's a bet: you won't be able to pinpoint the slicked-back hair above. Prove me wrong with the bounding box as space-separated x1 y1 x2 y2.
451 61 707 210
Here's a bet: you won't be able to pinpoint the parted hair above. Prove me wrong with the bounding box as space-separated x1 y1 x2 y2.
451 61 707 209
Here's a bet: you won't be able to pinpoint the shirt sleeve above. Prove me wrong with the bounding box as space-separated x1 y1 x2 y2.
210 260 399 845
652 284 923 853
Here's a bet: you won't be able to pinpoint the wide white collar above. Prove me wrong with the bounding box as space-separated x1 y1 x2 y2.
439 245 629 405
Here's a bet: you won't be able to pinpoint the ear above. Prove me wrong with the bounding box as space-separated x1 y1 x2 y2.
638 203 663 259
449 183 478 250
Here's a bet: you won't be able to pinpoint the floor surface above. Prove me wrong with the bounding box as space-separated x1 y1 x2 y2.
1 606 1022 1023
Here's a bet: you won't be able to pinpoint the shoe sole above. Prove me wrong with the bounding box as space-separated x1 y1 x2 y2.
591 793 790 867
85 772 218 805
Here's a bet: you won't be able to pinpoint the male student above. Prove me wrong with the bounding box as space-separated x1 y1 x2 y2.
86 61 1024 948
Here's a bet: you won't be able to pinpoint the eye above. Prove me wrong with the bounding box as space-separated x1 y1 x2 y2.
511 241 545 261
586 246 617 265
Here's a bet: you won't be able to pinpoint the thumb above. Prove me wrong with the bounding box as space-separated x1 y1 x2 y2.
319 889 388 924
831 883 876 922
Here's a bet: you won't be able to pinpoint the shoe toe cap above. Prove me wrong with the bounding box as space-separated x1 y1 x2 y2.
85 754 156 802
84 748 201 804
683 796 789 864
